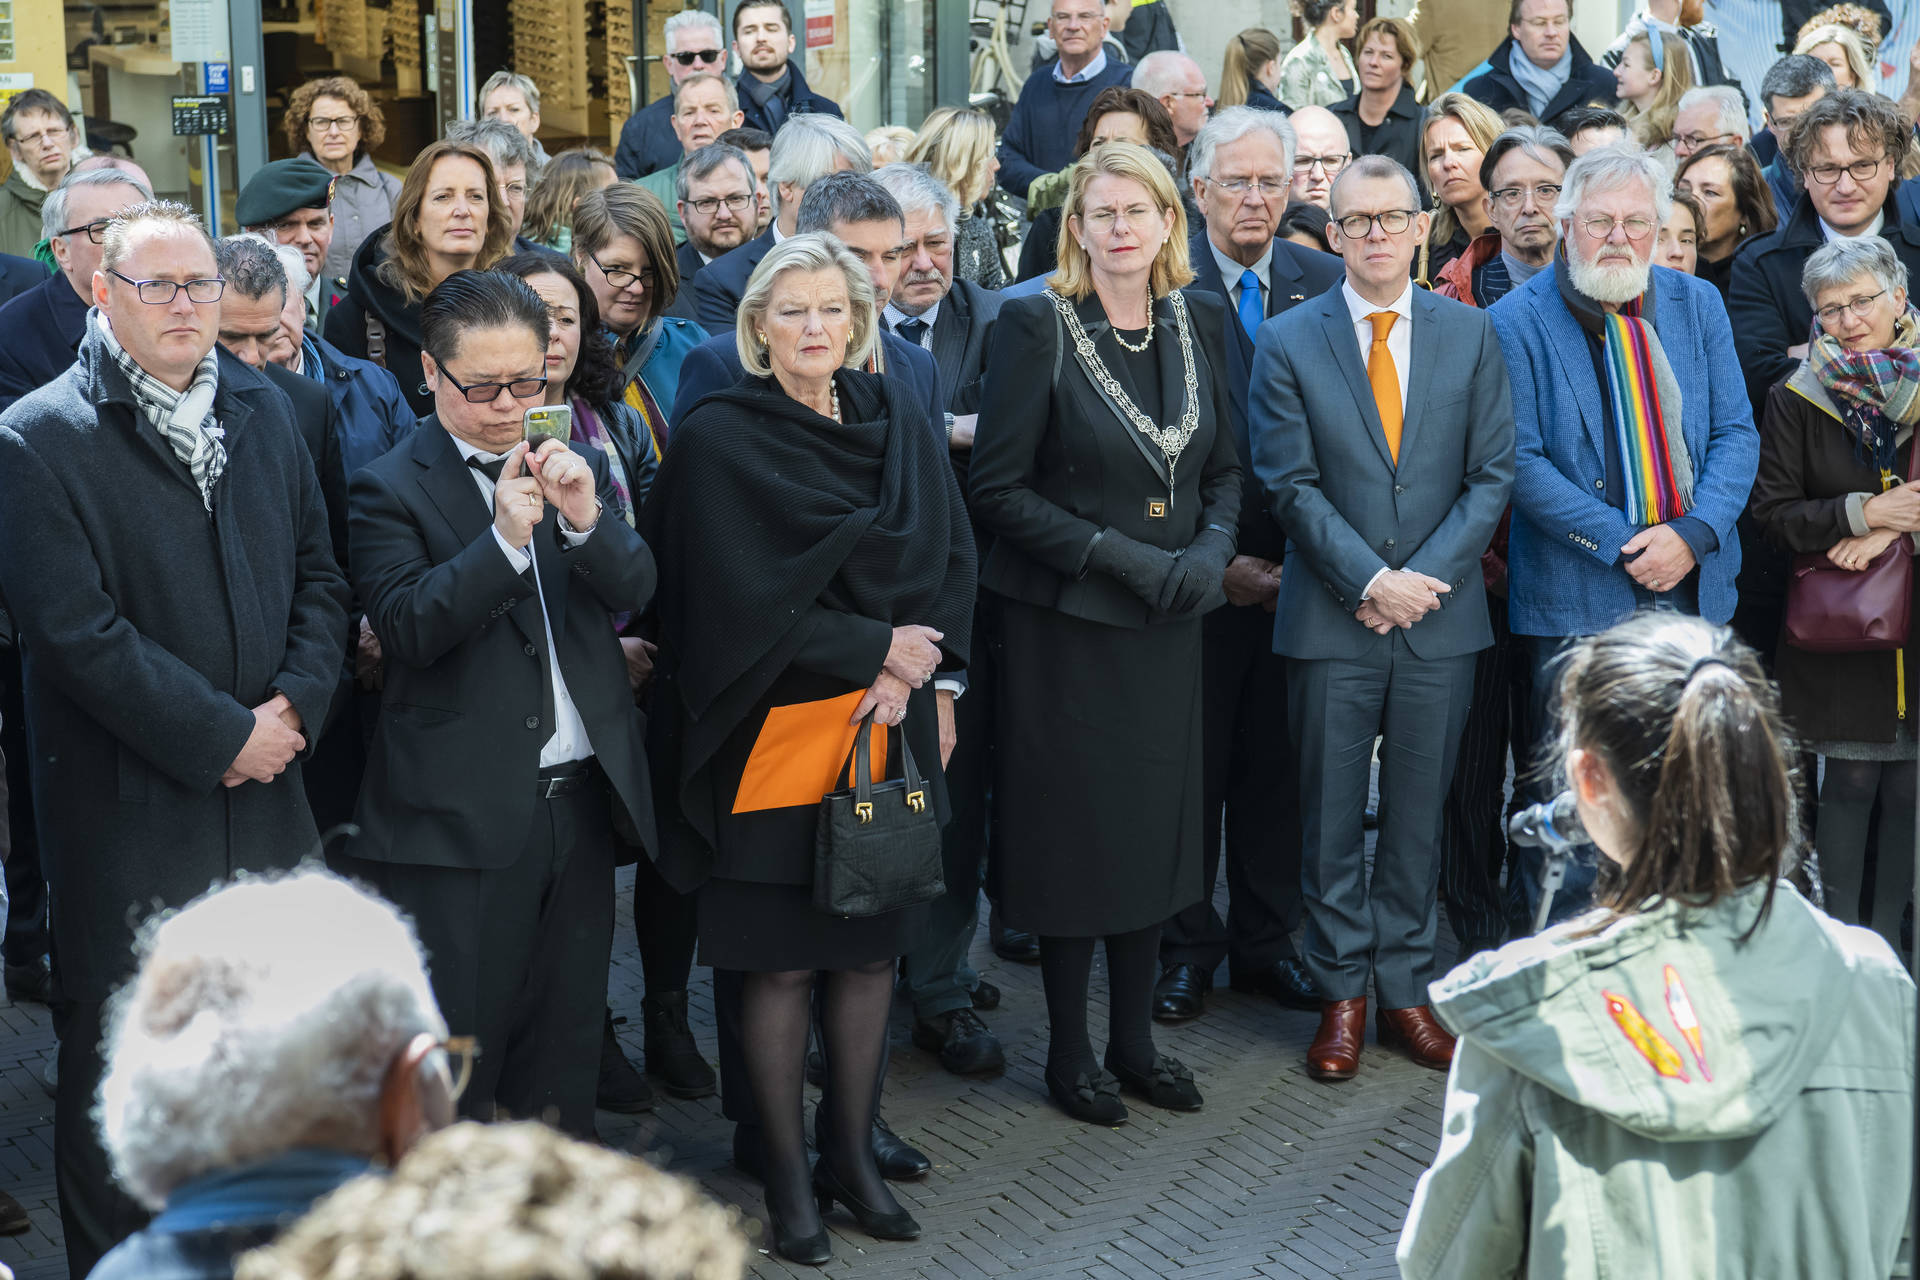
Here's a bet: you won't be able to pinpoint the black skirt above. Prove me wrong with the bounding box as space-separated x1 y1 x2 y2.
990 595 1205 937
697 877 927 971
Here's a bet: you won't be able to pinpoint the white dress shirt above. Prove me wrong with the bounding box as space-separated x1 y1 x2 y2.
455 435 597 767
1821 209 1885 242
1339 277 1416 602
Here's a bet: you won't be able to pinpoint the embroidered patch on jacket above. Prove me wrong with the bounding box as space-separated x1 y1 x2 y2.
1603 990 1691 1082
1662 964 1713 1082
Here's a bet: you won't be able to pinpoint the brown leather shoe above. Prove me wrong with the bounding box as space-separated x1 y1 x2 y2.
1377 1005 1456 1071
1307 997 1366 1081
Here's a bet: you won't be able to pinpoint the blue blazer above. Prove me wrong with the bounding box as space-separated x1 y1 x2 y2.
1487 265 1759 637
0 251 46 306
668 328 937 428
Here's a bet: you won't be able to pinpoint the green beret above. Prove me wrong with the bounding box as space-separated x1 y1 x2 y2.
235 156 337 226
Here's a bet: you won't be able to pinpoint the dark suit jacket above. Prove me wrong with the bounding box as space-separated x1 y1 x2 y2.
263 360 350 574
1729 190 1920 415
346 422 658 870
1186 230 1343 561
969 288 1243 630
669 328 938 427
0 251 46 305
675 239 705 288
921 276 1003 417
1251 281 1514 661
0 271 87 413
615 93 681 180
1330 84 1426 199
1463 36 1616 125
689 227 775 334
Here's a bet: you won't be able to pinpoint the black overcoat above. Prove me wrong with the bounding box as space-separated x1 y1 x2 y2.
0 328 350 1000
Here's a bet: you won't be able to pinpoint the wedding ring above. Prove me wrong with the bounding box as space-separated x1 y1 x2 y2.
1650 579 1661 589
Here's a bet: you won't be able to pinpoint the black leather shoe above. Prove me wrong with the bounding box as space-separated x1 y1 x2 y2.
992 924 1042 963
871 1114 930 1180
1229 958 1322 1012
5 958 51 1005
766 1196 831 1265
1105 1053 1204 1112
1153 963 1211 1022
642 990 717 1099
912 1007 1006 1075
814 1159 921 1240
595 1011 655 1114
969 978 1001 1011
0 1190 27 1236
1045 1065 1128 1125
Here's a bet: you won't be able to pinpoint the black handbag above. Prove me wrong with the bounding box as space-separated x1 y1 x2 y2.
812 713 945 917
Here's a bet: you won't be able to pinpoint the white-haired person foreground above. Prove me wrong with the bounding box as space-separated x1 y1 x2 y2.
235 1121 748 1280
90 869 457 1280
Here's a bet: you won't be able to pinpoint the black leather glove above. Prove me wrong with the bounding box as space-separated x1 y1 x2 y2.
1086 529 1177 606
1157 527 1236 615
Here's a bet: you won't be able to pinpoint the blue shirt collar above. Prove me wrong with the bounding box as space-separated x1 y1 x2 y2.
1053 48 1108 84
149 1149 374 1235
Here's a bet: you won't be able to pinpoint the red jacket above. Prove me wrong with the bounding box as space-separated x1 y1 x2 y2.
1434 231 1502 307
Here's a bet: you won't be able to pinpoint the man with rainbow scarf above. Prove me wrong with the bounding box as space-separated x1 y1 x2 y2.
1486 145 1758 924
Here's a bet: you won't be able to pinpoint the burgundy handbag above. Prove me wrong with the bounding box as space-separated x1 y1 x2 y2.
1784 538 1913 653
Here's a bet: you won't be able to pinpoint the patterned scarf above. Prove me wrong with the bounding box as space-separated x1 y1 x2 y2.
1601 298 1694 525
94 309 226 511
1810 307 1920 472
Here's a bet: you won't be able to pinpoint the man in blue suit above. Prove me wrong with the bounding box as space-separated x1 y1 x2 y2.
688 112 871 335
1152 107 1340 1027
1252 156 1513 1083
1488 146 1757 922
673 173 936 425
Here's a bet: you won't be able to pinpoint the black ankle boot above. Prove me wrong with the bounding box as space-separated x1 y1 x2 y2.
595 1009 654 1114
642 990 717 1098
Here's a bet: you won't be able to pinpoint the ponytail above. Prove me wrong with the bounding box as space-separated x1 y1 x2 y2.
1218 28 1283 112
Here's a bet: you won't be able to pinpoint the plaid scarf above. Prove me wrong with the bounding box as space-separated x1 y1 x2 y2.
94 310 226 511
1810 308 1920 473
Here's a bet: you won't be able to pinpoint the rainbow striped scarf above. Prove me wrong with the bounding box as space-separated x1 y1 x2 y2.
1603 305 1693 525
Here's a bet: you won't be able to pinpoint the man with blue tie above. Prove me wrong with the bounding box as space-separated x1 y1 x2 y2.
1251 155 1514 1082
1152 107 1342 1025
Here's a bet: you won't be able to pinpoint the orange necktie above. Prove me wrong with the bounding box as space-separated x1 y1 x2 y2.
1367 310 1402 464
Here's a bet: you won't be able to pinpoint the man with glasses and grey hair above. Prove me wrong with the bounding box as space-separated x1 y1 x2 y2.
0 167 151 411
1670 85 1750 162
0 199 348 1277
90 871 456 1279
688 111 871 332
996 0 1132 201
1437 125 1572 309
1251 154 1512 1084
617 9 732 180
1489 144 1757 926
1150 107 1339 1027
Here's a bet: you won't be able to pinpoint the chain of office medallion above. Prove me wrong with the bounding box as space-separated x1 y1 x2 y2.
1047 286 1200 473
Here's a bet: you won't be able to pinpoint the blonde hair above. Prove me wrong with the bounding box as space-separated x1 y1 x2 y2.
864 125 917 166
1048 141 1194 302
1793 22 1878 92
1355 17 1419 84
907 107 997 209
1218 28 1284 110
735 233 877 378
1420 93 1504 250
1621 31 1696 148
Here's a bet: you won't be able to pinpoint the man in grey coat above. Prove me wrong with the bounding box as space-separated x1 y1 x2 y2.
0 201 348 1277
1250 155 1513 1085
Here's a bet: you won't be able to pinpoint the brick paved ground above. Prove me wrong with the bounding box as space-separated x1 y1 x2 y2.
0 848 1460 1279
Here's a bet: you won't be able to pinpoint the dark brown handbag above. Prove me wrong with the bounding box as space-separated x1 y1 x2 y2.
1784 537 1913 652
812 713 945 918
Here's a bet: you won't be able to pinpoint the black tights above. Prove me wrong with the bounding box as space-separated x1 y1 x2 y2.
740 960 901 1231
1816 757 1917 951
1038 924 1161 1081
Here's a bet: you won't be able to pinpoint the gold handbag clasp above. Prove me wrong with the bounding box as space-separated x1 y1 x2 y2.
855 801 874 824
906 789 926 813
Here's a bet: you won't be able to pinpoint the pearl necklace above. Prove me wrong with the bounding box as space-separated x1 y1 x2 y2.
1111 286 1154 353
829 384 841 422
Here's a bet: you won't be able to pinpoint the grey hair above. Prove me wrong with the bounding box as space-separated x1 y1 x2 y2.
1675 86 1750 141
795 171 903 236
1131 50 1202 100
1761 54 1836 119
736 231 876 376
1188 106 1295 183
663 8 724 46
214 234 289 305
1801 234 1909 306
871 162 959 238
1478 124 1573 190
1329 153 1421 216
100 200 217 273
477 69 540 117
767 113 872 218
445 117 540 182
1554 144 1671 227
97 870 446 1210
675 142 755 206
42 166 153 242
268 240 312 300
672 71 740 116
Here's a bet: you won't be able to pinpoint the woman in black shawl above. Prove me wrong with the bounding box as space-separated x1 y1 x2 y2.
643 233 975 1265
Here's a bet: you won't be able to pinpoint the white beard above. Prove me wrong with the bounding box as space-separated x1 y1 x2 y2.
1567 248 1651 306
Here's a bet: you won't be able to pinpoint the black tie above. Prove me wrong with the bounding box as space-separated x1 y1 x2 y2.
468 454 508 483
895 316 928 346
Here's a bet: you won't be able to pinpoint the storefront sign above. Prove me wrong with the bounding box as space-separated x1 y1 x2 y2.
804 0 834 50
204 61 229 94
170 0 231 64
